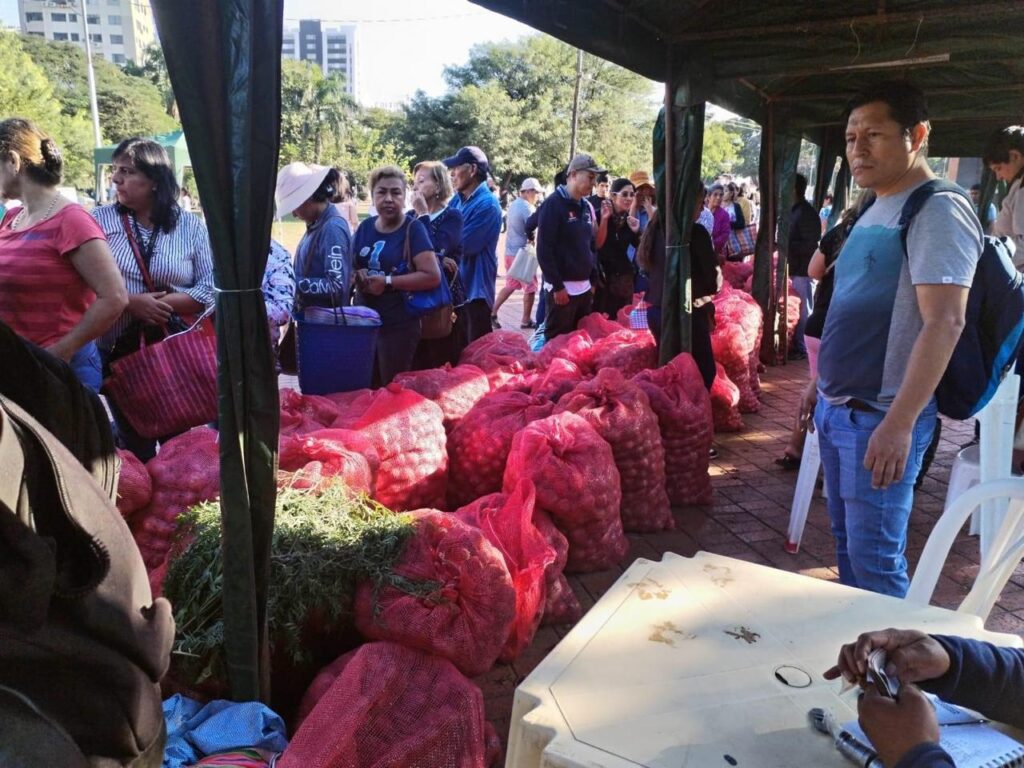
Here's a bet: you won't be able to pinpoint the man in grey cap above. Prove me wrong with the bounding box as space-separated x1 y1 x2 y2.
535 153 604 339
443 146 503 343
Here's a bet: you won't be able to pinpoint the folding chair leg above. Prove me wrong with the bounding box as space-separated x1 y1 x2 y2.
786 430 821 553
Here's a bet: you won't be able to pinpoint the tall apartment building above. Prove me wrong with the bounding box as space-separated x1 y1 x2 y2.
18 0 157 65
282 20 359 101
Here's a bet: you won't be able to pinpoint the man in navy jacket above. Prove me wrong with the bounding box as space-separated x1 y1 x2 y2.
536 153 604 340
825 628 1024 767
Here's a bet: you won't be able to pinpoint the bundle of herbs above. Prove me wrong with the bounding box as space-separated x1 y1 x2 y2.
163 482 435 691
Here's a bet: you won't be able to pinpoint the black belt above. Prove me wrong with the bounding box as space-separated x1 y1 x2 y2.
846 398 878 413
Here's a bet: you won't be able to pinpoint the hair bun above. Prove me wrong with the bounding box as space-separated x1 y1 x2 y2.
40 138 63 170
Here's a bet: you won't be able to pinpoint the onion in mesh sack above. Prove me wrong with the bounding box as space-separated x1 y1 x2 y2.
555 368 673 532
353 509 516 677
503 411 627 572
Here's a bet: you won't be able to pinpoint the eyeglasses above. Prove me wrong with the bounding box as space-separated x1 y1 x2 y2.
618 191 636 197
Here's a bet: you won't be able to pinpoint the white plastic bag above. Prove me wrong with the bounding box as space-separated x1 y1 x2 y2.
507 244 538 283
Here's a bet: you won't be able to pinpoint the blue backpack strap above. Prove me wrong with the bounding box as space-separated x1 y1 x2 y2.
897 179 971 251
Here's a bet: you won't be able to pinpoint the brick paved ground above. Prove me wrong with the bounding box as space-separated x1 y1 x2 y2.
484 266 1024 753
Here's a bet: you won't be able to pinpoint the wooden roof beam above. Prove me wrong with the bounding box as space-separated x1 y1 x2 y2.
717 55 1024 84
668 1 1023 43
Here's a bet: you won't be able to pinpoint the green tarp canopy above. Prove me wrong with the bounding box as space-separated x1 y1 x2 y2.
470 0 1024 360
93 129 191 184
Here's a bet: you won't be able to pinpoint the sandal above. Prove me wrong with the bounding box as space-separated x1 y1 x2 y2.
520 321 538 329
490 315 501 329
774 453 801 470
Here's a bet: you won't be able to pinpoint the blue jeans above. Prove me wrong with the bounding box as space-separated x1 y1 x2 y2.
790 276 814 354
69 341 102 394
814 398 937 597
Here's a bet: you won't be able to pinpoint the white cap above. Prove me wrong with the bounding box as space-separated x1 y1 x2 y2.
275 162 331 215
520 177 543 193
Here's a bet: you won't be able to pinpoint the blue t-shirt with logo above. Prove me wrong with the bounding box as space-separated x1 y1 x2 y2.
352 215 434 324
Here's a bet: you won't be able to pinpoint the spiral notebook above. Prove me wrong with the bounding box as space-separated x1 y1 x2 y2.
844 698 1024 768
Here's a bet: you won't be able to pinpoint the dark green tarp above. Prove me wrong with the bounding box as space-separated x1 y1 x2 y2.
151 0 283 701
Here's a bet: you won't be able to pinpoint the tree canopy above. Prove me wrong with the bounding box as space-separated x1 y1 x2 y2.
18 35 178 145
393 36 659 186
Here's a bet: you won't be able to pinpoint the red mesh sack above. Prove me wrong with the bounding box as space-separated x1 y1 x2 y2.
279 388 344 436
322 388 376 429
353 510 515 677
116 448 151 517
721 260 754 289
785 291 801 346
392 364 491 432
349 384 447 511
131 427 220 569
711 362 744 432
458 329 536 372
711 321 760 413
555 368 672 532
446 391 555 508
529 358 585 402
632 353 714 506
454 479 555 661
577 311 623 340
533 510 581 625
714 286 763 402
493 369 539 394
536 329 595 371
278 428 380 496
282 641 492 768
503 411 627 572
588 328 658 378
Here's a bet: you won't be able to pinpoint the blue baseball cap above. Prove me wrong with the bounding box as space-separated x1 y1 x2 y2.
442 146 490 175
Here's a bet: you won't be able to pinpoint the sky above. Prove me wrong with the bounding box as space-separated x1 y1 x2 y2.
0 0 542 106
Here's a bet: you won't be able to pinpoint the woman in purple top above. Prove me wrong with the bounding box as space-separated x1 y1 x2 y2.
707 183 732 258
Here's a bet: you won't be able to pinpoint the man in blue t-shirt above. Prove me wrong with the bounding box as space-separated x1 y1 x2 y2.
536 153 604 340
443 146 502 343
813 81 983 597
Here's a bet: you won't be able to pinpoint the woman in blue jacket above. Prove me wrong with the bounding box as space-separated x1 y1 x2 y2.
275 162 353 312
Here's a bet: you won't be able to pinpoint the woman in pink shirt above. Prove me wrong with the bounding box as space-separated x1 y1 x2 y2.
0 118 127 392
707 183 732 259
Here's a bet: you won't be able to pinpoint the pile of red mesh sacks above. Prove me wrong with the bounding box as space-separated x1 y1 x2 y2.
124 298 735 766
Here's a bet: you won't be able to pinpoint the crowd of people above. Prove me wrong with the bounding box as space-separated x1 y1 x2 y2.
3 82 1024 766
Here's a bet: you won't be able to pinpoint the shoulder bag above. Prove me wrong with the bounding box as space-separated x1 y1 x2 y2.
401 220 454 340
102 212 218 439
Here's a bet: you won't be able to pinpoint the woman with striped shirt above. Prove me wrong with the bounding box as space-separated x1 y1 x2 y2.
91 137 214 460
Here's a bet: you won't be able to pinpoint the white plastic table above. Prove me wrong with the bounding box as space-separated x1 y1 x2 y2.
506 552 1022 768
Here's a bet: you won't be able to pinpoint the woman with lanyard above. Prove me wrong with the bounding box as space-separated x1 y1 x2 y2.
410 160 465 368
594 177 641 319
353 165 441 386
0 118 126 393
92 137 214 461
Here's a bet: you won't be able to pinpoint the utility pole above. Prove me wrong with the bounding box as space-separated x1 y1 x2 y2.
79 0 103 200
569 47 583 162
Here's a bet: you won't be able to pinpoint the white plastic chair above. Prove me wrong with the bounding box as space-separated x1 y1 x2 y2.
906 478 1024 619
974 370 1021 564
785 429 822 554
